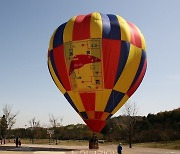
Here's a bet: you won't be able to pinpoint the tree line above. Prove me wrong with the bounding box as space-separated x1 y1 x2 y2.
102 107 180 144
0 104 180 146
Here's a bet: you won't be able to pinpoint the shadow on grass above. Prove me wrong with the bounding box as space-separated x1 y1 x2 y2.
0 145 79 152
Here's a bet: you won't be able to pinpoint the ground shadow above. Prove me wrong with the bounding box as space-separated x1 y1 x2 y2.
0 145 79 152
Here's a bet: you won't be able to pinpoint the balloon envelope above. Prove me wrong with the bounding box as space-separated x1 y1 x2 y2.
48 12 147 132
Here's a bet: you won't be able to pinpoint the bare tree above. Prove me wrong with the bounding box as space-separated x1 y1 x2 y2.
29 117 40 144
49 114 63 145
2 104 18 142
121 102 139 148
29 117 40 128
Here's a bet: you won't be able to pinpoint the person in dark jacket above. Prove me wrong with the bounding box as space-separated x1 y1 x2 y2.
117 143 122 154
15 137 19 147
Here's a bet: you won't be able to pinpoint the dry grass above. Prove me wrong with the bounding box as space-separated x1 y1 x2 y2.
21 139 89 145
134 140 180 150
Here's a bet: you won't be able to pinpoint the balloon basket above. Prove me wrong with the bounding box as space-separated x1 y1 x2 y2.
89 134 99 149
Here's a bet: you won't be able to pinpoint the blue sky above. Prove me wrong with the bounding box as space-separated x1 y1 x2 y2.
0 0 180 128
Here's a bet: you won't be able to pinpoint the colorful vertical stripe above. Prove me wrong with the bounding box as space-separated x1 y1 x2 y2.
53 23 66 48
72 15 91 41
127 22 142 48
80 93 95 111
53 46 71 91
102 39 121 89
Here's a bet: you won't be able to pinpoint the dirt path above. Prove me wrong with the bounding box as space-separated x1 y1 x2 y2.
0 143 179 154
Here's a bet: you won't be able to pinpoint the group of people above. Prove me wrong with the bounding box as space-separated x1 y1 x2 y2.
14 137 21 147
0 136 21 147
0 137 5 145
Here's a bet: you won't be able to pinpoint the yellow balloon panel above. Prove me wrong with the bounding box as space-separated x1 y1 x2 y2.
90 12 103 38
48 58 66 94
63 16 77 43
116 15 131 42
95 89 112 111
64 39 103 92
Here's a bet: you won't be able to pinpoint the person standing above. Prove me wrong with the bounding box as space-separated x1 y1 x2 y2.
18 138 21 147
15 137 19 147
117 143 122 154
0 137 2 145
0 115 8 144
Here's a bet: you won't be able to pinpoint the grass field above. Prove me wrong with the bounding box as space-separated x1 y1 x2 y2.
18 139 180 150
20 139 89 145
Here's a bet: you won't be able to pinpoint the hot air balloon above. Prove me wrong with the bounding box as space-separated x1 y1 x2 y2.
47 12 147 133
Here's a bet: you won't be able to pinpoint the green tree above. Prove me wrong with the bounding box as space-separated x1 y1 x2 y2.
0 115 8 143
